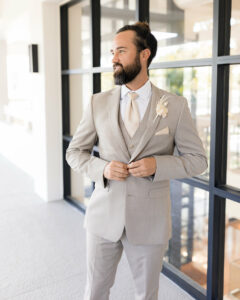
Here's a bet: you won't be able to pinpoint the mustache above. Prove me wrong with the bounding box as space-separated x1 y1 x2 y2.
113 63 123 69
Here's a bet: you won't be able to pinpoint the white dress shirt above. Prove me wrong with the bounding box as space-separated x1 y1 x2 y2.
120 80 152 122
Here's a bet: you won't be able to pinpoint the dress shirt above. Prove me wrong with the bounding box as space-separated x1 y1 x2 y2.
120 80 152 122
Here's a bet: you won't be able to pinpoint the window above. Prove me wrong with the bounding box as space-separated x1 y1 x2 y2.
166 181 209 288
224 199 240 299
150 0 213 62
150 67 211 179
227 65 240 189
60 0 240 299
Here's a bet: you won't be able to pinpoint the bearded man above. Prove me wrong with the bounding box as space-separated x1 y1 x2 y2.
66 21 207 300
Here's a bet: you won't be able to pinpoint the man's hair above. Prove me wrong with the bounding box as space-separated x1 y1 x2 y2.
116 21 157 68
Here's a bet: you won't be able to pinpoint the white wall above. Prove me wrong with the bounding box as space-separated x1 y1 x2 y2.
42 1 63 201
0 0 63 202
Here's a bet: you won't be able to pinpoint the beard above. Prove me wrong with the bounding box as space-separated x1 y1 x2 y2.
113 53 142 85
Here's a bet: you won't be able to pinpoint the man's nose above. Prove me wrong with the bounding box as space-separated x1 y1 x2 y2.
112 52 119 63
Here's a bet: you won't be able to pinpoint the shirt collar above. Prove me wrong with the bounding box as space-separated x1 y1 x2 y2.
120 80 151 100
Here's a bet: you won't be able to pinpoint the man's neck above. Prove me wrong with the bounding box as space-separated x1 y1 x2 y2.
125 74 149 91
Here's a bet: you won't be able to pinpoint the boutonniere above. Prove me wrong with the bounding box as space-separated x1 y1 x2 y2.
154 95 169 121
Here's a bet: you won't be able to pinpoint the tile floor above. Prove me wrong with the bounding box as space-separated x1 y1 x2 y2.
0 153 195 300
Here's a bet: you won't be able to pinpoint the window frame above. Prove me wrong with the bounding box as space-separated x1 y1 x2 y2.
60 0 240 299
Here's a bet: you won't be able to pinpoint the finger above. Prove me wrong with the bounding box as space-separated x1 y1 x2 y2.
111 161 128 169
128 163 142 172
109 170 129 178
112 170 128 178
127 161 141 169
128 168 143 176
110 174 127 181
130 171 145 177
111 166 129 175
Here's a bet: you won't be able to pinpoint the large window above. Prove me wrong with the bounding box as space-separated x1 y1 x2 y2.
60 1 240 299
227 65 240 189
68 0 91 69
230 0 240 56
166 181 209 289
150 0 213 62
101 0 136 67
224 200 240 299
150 67 211 179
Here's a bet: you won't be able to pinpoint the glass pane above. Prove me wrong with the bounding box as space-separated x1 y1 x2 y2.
227 65 240 189
69 73 93 206
150 67 211 179
230 0 240 55
101 0 135 9
150 0 213 62
71 169 93 206
101 0 136 67
101 72 115 92
69 74 92 136
68 0 91 69
165 181 209 288
224 199 240 299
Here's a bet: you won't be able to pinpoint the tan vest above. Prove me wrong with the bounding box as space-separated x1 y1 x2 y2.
119 99 152 156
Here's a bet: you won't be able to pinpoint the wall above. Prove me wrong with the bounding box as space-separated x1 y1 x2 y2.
0 0 63 202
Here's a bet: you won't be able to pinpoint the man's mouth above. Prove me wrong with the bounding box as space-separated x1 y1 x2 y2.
114 65 122 71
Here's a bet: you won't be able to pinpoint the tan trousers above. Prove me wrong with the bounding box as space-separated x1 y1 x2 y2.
83 228 168 300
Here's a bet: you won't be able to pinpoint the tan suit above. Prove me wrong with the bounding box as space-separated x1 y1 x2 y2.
66 82 207 299
66 82 207 245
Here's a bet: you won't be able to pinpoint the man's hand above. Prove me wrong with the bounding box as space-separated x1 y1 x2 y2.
104 160 129 181
127 157 156 177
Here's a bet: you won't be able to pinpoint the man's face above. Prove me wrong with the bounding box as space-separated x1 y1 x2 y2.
111 30 142 85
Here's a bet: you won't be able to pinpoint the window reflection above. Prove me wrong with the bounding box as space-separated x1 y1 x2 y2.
69 74 93 206
227 65 240 189
224 200 240 299
230 0 240 56
150 67 211 179
71 169 93 206
150 0 213 63
69 74 92 136
68 0 91 69
101 0 136 67
165 181 209 288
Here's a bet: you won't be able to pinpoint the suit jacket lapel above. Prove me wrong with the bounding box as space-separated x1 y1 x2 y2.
129 83 164 163
108 86 130 162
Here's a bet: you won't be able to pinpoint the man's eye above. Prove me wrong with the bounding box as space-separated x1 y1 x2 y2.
110 50 125 55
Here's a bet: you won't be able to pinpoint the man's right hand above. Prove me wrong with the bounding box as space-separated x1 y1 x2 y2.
103 160 129 181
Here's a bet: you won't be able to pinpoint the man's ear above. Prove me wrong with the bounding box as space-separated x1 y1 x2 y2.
141 48 151 62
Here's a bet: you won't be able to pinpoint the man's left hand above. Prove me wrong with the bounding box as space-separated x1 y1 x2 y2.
127 157 156 177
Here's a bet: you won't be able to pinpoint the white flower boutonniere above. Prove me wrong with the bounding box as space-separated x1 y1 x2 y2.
154 95 169 121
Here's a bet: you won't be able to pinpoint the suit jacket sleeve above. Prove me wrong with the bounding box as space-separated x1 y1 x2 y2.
152 98 208 182
65 95 109 188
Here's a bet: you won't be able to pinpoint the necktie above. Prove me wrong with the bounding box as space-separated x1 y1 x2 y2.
124 92 140 138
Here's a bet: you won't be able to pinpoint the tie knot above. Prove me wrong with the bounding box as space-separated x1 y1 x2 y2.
128 92 138 101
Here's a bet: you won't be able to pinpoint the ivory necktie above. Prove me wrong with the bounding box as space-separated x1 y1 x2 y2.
124 92 140 137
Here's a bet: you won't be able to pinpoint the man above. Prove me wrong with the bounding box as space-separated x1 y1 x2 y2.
66 22 207 300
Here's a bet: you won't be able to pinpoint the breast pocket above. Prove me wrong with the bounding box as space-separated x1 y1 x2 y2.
147 133 173 154
155 126 169 136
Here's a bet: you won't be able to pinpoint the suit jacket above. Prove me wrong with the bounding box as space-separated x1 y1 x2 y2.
65 82 207 245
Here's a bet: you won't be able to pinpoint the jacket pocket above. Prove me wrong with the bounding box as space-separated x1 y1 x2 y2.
148 182 169 198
